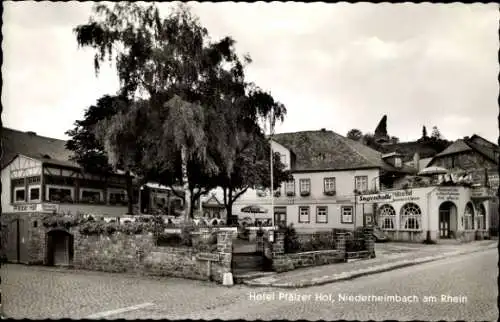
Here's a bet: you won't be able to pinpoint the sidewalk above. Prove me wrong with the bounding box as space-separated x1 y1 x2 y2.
244 240 497 288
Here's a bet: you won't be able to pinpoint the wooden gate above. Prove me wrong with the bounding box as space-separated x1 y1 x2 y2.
46 230 73 266
5 218 29 263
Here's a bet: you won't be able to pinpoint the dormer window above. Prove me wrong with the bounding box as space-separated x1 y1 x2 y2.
394 157 402 168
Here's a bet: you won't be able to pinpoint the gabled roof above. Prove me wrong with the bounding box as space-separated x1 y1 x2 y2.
430 134 498 165
2 127 74 168
434 139 473 157
271 130 404 172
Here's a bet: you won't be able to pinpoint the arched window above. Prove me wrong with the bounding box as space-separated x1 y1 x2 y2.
378 204 396 230
463 203 474 230
477 204 486 230
400 203 422 230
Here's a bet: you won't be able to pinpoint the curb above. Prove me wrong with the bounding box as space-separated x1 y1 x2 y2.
244 244 497 288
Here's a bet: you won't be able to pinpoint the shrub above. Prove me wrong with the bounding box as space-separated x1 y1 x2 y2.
283 224 300 253
156 233 184 247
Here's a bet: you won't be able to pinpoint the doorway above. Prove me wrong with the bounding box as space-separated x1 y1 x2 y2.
5 218 29 263
46 229 74 266
439 201 457 239
274 207 287 227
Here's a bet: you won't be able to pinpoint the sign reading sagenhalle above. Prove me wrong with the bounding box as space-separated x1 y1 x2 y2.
357 190 419 204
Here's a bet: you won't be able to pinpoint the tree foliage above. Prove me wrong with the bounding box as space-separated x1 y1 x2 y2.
347 129 363 141
73 3 290 221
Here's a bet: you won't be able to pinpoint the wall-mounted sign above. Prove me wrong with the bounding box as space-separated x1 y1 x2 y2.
13 204 38 212
357 193 393 204
196 253 220 262
12 203 59 213
436 187 460 201
357 189 420 204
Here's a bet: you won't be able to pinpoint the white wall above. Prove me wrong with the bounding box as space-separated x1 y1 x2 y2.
2 155 42 213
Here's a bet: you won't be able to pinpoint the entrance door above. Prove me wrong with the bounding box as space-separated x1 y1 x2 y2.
274 207 287 226
6 219 20 262
439 209 451 238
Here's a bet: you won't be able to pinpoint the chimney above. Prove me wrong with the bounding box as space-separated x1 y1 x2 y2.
26 131 37 136
320 128 326 132
413 152 420 171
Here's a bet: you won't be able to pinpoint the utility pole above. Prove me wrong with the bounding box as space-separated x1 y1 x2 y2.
270 107 275 229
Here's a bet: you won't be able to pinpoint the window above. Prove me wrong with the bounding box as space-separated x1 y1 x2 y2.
316 206 328 223
299 179 311 196
355 176 368 193
47 186 74 203
324 177 336 195
29 186 41 202
80 189 103 204
394 158 402 168
14 187 25 203
280 153 288 167
463 203 474 230
477 204 486 230
341 206 353 224
298 206 310 223
285 180 295 196
400 203 422 230
378 204 396 230
108 189 128 206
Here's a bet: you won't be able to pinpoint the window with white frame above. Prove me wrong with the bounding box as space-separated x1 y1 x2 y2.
298 206 310 223
280 153 288 167
80 188 104 204
299 178 311 195
341 206 353 224
108 189 128 206
316 206 328 223
14 187 25 203
324 177 336 194
463 203 474 230
28 186 41 202
285 180 295 196
400 203 422 230
477 204 486 230
46 185 74 203
354 176 368 193
378 204 396 230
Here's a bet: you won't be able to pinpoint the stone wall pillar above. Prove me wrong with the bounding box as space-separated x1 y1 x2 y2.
336 232 346 262
255 230 264 254
213 231 233 283
272 231 285 257
363 226 375 258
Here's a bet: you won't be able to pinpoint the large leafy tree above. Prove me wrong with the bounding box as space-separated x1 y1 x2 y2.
347 129 363 141
74 3 290 222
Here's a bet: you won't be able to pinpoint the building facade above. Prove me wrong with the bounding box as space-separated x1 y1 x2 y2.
212 130 414 232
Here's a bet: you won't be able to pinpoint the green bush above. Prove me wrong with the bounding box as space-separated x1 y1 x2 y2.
283 224 301 253
156 233 184 246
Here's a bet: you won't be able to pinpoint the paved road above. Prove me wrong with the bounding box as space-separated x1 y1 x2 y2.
2 248 497 320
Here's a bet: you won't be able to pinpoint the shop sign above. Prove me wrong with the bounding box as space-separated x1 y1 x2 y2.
357 189 420 204
357 193 393 204
13 204 38 212
436 187 460 201
41 203 59 213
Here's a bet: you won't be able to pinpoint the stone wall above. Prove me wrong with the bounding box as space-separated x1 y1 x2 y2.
73 230 233 283
272 250 345 273
1 212 46 265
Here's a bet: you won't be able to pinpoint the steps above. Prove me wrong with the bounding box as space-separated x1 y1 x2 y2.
232 253 264 271
233 271 276 284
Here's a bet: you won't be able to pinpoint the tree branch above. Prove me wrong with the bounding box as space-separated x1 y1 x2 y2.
231 186 249 203
167 184 184 199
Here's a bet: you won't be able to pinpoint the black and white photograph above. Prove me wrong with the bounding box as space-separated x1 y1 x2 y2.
1 1 498 320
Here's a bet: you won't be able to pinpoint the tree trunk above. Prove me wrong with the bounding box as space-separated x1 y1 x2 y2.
126 171 133 215
227 189 234 225
180 145 191 222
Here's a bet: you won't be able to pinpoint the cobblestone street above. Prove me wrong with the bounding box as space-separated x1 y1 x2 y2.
2 247 497 320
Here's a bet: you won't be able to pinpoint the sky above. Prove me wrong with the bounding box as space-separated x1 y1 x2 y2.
2 2 499 144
